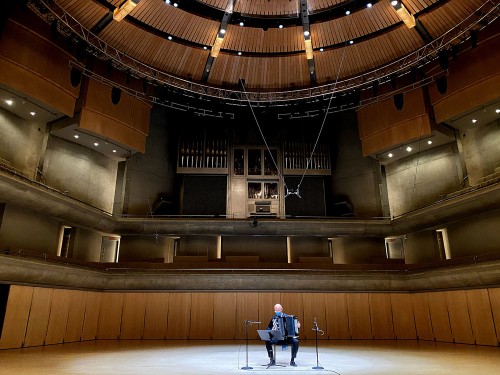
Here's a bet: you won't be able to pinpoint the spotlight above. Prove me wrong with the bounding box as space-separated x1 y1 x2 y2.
30 111 36 116
304 31 310 37
69 68 82 88
436 76 447 95
393 93 404 111
345 10 350 15
239 22 244 26
319 48 324 52
94 142 99 147
74 134 79 139
367 3 372 8
388 153 393 158
472 119 477 124
111 86 122 105
406 146 412 152
496 109 500 114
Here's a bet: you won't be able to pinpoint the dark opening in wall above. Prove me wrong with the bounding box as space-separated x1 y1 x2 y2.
0 284 11 338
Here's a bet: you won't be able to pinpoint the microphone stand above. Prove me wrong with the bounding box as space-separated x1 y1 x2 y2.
241 320 260 370
312 318 324 370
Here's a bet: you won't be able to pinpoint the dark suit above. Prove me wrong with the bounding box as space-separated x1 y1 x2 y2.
265 313 299 360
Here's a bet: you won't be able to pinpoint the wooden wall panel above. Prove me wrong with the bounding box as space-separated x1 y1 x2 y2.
166 293 192 339
64 290 88 343
446 290 474 344
45 289 72 345
412 293 434 341
120 293 146 340
24 287 54 347
466 289 497 346
325 293 350 339
281 292 305 335
257 292 282 330
190 293 214 339
143 293 169 340
347 293 372 339
390 293 417 340
487 288 500 345
427 292 453 342
302 293 327 340
369 293 395 339
81 291 101 341
96 292 123 340
213 293 237 339
236 293 259 339
0 285 33 349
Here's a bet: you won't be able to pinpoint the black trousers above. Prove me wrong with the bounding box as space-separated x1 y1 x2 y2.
265 337 299 359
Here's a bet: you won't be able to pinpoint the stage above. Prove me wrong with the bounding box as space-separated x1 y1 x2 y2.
0 339 498 374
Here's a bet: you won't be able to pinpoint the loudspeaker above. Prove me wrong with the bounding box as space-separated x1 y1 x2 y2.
390 74 397 90
438 50 448 70
393 93 404 111
436 76 447 95
372 80 378 97
111 87 121 105
69 68 82 88
470 30 478 48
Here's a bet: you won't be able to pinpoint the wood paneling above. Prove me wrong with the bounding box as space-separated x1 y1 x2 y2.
213 293 236 339
412 293 434 341
167 293 192 339
369 293 395 339
190 293 214 339
0 285 33 349
96 292 123 340
235 293 259 339
24 287 54 347
81 291 101 341
487 288 500 345
45 289 72 345
347 293 372 339
302 293 327 340
390 293 417 340
325 293 350 339
427 292 453 343
143 293 169 339
121 293 146 339
466 289 497 346
446 290 474 344
257 292 282 330
64 290 87 343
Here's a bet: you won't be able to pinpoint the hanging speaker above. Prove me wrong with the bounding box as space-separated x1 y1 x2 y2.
69 68 82 88
436 76 447 95
111 87 121 105
372 80 379 97
393 93 404 111
390 74 397 90
470 30 478 48
438 50 449 70
142 79 148 93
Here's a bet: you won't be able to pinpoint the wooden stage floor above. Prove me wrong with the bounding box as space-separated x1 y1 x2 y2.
0 339 498 374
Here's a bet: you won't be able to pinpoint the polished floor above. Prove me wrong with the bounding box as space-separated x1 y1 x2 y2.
0 340 499 375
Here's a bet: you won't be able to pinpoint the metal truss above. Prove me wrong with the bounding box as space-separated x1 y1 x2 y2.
30 0 499 104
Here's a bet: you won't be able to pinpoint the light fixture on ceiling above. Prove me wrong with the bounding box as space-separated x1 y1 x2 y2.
391 1 415 28
472 119 477 123
30 111 36 116
495 109 500 113
173 2 178 7
74 134 79 139
167 35 172 40
237 51 242 56
349 40 354 44
388 153 393 158
112 149 117 153
5 99 13 105
427 140 432 145
406 146 412 152
367 3 372 7
94 142 99 147
304 31 310 37
279 24 283 29
113 0 141 22
219 28 226 35
239 22 244 26
345 10 351 15
320 48 324 52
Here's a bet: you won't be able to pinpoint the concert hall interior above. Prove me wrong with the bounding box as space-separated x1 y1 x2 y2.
0 0 499 373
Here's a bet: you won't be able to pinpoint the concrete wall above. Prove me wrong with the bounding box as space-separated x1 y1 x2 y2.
222 236 287 262
459 119 500 185
0 204 61 254
43 136 118 213
385 143 461 217
178 235 218 258
288 236 330 262
119 235 175 262
403 230 440 264
329 111 383 218
331 237 386 264
123 106 178 215
0 107 45 178
71 227 103 262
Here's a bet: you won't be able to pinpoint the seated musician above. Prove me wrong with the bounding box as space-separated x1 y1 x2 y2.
265 303 301 367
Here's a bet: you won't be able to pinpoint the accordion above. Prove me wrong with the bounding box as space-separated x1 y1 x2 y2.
277 315 299 338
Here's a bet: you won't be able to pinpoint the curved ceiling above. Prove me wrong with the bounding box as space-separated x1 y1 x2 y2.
35 0 497 99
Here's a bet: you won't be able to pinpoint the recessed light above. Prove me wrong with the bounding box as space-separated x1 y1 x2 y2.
203 46 207 50
472 119 477 123
5 99 13 105
74 135 79 139
278 24 283 29
167 36 172 40
165 0 170 3
349 40 354 44
406 146 412 152
427 140 433 145
94 142 99 146
367 3 372 8
345 10 350 15
112 149 117 153
30 111 36 116
388 153 393 158
496 109 500 113
304 31 310 37
391 1 398 6
319 48 324 52
237 51 242 56
239 22 244 26
173 2 178 7
220 28 226 34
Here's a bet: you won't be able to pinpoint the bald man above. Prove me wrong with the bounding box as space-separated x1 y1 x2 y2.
265 303 301 367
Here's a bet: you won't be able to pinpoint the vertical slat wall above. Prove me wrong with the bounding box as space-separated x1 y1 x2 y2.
1 287 499 349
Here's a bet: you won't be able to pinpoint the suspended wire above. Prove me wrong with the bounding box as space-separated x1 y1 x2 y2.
239 79 289 192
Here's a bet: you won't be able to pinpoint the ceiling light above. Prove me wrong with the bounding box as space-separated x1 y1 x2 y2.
304 31 310 37
113 0 140 22
495 109 500 113
30 111 36 116
427 140 433 145
391 1 398 6
388 153 393 158
349 40 354 44
345 10 350 15
237 51 242 56
74 135 79 139
406 146 412 152
173 2 178 7
239 22 244 26
367 3 372 8
167 36 172 40
165 0 170 3
112 149 117 153
5 99 13 105
94 142 99 146
319 48 324 52
472 119 477 123
203 46 207 50
279 24 283 29
220 28 226 35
